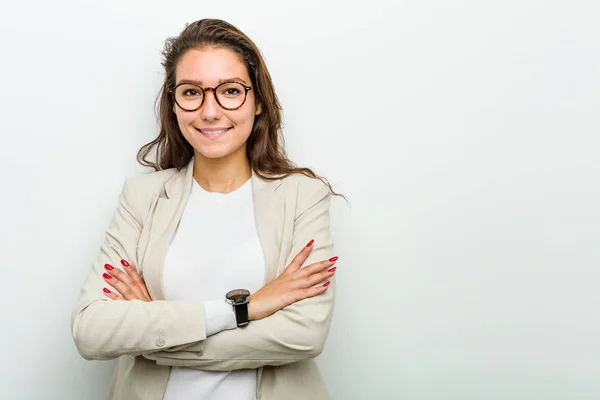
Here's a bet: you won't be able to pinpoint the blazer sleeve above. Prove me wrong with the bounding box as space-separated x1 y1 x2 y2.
71 177 208 360
149 178 336 371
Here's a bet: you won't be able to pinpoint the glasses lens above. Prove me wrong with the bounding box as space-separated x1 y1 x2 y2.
174 84 204 111
216 82 246 109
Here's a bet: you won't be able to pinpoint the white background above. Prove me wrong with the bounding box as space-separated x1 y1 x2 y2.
0 1 598 399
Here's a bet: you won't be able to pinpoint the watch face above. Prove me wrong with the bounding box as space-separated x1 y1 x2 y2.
226 289 250 303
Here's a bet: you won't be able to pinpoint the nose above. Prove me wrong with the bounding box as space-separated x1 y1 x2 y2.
199 88 222 120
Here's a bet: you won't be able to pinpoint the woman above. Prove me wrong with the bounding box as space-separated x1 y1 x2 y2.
71 18 342 400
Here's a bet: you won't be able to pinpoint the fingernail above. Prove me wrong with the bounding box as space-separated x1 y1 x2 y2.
104 264 114 271
102 273 112 280
306 240 314 247
103 288 111 294
329 256 338 262
121 259 130 267
323 281 331 287
328 267 337 273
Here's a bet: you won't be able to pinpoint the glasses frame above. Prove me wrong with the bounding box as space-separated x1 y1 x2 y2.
168 81 253 111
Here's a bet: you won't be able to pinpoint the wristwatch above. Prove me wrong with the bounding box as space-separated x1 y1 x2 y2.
225 289 251 327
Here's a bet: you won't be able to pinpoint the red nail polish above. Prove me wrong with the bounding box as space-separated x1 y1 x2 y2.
306 240 314 247
121 259 130 267
329 256 338 262
103 273 112 280
104 264 114 271
103 288 111 294
323 281 331 287
328 267 337 273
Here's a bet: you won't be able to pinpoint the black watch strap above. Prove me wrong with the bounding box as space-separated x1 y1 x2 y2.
233 302 249 327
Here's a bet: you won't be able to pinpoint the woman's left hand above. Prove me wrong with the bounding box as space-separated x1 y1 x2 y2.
102 259 152 302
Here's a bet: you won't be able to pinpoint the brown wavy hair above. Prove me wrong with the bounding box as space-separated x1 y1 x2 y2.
137 18 344 199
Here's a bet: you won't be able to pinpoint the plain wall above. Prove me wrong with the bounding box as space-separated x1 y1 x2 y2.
0 1 598 399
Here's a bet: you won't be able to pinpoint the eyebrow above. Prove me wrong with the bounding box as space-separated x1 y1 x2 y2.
176 77 249 86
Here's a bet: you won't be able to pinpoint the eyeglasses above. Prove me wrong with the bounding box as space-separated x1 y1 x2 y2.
168 81 253 111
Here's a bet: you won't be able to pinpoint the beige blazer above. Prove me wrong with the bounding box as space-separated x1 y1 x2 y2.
71 158 336 400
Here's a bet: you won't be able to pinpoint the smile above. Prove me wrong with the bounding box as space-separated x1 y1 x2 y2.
195 127 232 138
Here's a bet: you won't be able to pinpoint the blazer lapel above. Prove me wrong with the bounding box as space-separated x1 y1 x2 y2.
251 171 284 284
142 159 195 301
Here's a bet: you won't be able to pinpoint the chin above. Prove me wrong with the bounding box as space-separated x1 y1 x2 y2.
194 148 232 160
203 152 232 160
194 143 246 160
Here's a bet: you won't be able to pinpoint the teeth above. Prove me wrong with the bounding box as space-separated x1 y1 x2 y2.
201 128 229 135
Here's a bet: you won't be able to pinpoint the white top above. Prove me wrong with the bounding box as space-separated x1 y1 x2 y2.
161 177 265 400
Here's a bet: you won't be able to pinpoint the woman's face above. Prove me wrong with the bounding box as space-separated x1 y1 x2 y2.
173 47 261 161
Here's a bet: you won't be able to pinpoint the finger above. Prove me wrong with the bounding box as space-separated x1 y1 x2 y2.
291 283 330 303
294 256 338 279
104 263 145 300
103 271 137 300
103 287 124 301
283 240 315 274
120 259 151 300
294 267 337 289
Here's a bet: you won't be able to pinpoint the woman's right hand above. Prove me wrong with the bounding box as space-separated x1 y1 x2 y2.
248 240 338 321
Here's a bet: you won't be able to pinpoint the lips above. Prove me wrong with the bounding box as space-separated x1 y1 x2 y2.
195 127 232 137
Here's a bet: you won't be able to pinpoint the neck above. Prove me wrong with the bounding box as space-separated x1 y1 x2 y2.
192 147 252 194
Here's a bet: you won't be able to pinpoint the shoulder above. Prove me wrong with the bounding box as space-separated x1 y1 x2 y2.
278 173 330 196
123 168 179 193
119 167 180 222
277 173 332 215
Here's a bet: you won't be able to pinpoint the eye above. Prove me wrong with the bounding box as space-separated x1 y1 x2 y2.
183 89 201 97
221 88 241 97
